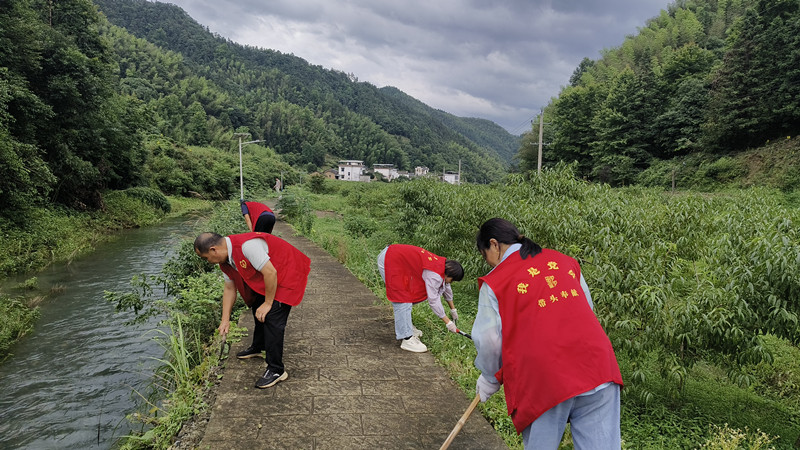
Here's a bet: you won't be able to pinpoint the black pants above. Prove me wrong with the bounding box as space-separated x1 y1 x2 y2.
254 213 276 234
250 295 291 373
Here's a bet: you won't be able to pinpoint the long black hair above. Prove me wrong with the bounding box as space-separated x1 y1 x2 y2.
476 218 542 260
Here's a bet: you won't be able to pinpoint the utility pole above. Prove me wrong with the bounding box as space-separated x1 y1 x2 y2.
458 159 461 185
530 110 551 175
537 110 544 174
233 133 264 200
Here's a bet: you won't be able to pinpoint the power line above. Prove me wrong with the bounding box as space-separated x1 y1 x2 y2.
510 113 539 135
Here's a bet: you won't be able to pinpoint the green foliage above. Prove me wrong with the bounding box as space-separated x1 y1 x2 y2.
0 207 96 276
307 173 327 194
0 192 205 279
0 295 40 361
746 334 800 411
118 187 171 213
539 0 800 187
286 172 800 448
110 200 250 449
101 190 167 229
145 140 237 199
700 424 776 450
92 0 511 183
277 187 314 235
343 214 378 238
119 317 211 450
16 277 38 291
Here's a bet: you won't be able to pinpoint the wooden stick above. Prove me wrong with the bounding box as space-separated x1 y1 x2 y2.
440 394 481 450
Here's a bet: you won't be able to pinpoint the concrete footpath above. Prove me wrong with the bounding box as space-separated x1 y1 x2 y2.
198 218 508 449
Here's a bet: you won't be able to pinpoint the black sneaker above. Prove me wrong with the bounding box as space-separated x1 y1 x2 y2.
236 345 263 359
255 369 288 389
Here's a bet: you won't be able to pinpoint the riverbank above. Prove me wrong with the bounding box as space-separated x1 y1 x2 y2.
0 215 205 448
0 190 213 361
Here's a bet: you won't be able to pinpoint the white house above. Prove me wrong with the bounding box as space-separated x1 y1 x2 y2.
373 163 399 181
442 171 460 185
414 166 429 177
338 160 365 181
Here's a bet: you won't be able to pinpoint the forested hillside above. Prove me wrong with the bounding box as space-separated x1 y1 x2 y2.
520 0 800 188
0 0 517 225
93 0 516 178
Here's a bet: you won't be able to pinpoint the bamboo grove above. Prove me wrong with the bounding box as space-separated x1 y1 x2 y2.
398 170 799 392
294 169 799 445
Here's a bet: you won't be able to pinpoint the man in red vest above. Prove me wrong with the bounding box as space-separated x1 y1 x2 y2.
473 218 622 448
377 244 464 352
194 231 310 388
240 199 276 233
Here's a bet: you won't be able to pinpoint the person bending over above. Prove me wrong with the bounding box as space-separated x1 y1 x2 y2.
377 244 463 353
240 199 276 233
195 231 310 388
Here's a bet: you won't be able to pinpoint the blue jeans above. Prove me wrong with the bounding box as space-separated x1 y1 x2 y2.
522 383 621 449
391 301 414 340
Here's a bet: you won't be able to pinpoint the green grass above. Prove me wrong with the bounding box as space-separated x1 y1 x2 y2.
0 295 40 361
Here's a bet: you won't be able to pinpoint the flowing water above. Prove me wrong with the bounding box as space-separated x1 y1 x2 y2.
0 217 197 449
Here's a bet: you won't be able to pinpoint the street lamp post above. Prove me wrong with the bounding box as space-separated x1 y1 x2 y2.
233 133 264 200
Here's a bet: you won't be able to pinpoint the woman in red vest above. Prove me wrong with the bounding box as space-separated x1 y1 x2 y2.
377 244 464 352
472 218 623 449
240 199 276 233
194 231 310 389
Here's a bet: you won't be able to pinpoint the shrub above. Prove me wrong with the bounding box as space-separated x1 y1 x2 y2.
0 296 40 360
277 187 314 234
120 187 171 213
307 173 327 194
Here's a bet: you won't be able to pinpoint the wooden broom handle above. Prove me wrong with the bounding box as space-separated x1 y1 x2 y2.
440 394 481 450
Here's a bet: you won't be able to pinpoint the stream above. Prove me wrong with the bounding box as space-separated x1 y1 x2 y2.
0 217 197 449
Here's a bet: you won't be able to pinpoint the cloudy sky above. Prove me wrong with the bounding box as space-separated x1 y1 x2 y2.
163 0 669 134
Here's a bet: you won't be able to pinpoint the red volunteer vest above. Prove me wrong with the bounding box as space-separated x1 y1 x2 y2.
244 202 274 232
478 248 622 433
384 244 446 303
219 232 310 307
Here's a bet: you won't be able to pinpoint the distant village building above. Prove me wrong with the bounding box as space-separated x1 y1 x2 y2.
337 160 365 182
373 163 399 181
324 169 337 180
415 166 429 177
442 171 460 185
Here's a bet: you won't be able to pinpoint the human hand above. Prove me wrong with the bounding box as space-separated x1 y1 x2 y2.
240 200 249 215
446 321 457 333
255 302 272 322
476 374 500 402
450 308 458 323
218 320 230 336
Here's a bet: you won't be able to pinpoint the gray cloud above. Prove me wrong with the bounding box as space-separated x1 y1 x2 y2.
164 0 668 134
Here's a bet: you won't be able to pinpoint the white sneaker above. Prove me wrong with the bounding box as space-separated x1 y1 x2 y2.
400 335 428 353
412 327 423 338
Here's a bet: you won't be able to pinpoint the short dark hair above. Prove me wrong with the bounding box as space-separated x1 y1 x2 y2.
444 259 464 282
194 232 224 253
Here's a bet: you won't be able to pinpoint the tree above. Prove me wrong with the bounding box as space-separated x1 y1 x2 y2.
548 81 604 177
591 67 655 185
705 0 800 150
